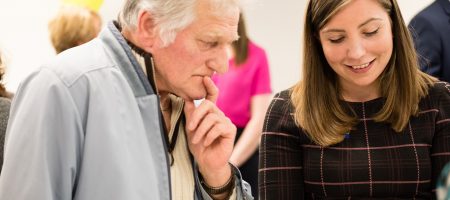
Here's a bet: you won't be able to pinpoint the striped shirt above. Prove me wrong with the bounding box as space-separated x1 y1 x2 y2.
259 82 450 199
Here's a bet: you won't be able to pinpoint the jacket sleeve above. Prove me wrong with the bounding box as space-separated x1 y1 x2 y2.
195 162 254 200
259 91 304 200
0 68 84 200
431 82 450 190
409 15 443 78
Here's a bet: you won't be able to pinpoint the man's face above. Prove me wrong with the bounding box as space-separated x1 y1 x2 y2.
151 3 239 101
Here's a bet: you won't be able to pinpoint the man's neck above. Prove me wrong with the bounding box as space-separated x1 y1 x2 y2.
160 92 172 111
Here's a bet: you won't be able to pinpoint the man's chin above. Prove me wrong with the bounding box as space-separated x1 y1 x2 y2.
190 94 206 101
179 91 206 102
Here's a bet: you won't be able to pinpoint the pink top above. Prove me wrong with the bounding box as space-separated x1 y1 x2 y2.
213 41 272 127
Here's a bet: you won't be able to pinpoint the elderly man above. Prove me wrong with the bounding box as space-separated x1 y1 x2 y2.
0 0 253 199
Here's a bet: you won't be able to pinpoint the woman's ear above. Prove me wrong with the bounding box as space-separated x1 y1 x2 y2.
136 11 158 52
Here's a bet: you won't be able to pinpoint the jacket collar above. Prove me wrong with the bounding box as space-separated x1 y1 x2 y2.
98 21 156 96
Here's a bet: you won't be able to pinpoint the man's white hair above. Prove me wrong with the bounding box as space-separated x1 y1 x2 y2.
119 0 240 47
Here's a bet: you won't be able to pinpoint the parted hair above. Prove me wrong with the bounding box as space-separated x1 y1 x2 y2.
291 0 436 146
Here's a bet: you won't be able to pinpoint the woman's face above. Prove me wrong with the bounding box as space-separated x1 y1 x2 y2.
319 0 393 101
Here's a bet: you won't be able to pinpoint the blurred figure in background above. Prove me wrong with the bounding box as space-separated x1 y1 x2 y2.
436 162 450 200
408 0 450 82
0 51 12 174
212 12 272 199
48 5 102 54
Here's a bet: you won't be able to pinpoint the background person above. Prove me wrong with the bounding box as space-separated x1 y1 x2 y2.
48 5 102 54
212 12 271 199
0 52 12 174
408 0 450 82
436 162 450 200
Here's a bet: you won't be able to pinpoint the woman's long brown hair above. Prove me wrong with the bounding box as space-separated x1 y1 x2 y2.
291 0 436 146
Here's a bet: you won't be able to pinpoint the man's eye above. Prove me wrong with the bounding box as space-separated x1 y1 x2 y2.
205 41 219 48
200 40 219 48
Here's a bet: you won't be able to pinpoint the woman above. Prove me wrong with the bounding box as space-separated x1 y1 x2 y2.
213 13 272 199
259 0 450 199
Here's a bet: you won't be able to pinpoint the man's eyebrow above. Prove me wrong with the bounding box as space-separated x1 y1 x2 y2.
201 32 239 43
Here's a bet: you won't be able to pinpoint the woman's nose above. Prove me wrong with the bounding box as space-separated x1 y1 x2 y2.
346 38 366 60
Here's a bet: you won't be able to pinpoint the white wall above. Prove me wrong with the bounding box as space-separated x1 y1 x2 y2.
0 0 434 93
0 0 122 92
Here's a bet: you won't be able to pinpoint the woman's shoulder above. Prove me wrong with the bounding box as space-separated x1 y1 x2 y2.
271 89 293 103
426 81 450 100
267 88 295 119
265 88 305 139
419 81 450 110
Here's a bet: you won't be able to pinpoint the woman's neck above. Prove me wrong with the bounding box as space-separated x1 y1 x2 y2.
340 82 381 102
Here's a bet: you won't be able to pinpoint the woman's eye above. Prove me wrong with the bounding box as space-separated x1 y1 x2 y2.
364 28 379 36
329 37 344 43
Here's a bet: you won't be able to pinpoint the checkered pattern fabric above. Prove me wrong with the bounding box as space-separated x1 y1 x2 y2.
259 82 450 199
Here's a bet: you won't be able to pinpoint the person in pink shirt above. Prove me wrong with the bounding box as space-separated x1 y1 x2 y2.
212 13 272 199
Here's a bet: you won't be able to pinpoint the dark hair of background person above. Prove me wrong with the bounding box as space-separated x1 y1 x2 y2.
232 13 249 65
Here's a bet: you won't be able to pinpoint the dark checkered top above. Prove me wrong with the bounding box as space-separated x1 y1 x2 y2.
259 82 450 199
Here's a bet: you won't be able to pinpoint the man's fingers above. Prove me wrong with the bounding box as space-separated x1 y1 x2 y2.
203 76 218 103
203 124 228 146
192 114 219 144
184 100 196 130
186 100 222 131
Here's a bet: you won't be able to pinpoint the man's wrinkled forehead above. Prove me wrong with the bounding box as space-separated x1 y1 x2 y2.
195 2 239 42
196 0 240 19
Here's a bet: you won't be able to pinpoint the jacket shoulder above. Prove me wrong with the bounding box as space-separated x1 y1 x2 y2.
43 39 117 87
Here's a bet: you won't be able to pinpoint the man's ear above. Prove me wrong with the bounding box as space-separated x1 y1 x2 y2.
136 11 158 52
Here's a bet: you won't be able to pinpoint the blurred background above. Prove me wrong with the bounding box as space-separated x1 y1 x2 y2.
0 0 434 93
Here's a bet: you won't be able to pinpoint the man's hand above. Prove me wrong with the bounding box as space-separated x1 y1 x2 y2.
184 76 236 187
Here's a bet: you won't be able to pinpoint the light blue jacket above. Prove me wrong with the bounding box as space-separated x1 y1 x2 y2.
0 21 252 200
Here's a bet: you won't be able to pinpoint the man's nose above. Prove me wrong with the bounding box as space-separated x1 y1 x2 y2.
207 45 228 74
